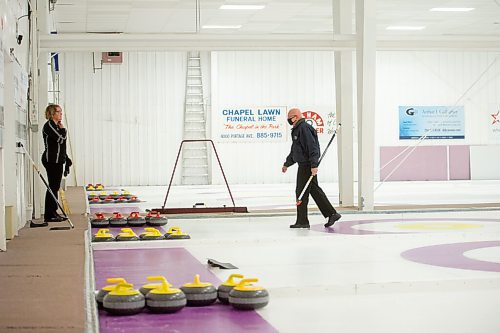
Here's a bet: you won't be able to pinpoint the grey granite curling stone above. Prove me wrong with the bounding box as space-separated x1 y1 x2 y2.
108 212 127 227
180 274 217 306
228 278 269 310
115 228 139 241
127 212 146 226
164 227 190 240
139 227 165 241
103 282 145 315
145 276 186 313
145 211 168 226
90 213 109 228
91 228 115 242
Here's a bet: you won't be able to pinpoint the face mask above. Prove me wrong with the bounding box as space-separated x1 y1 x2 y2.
287 118 294 125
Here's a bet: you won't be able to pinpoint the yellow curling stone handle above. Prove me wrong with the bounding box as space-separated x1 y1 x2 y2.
222 273 244 286
183 274 212 288
142 227 162 237
95 228 113 238
118 228 137 237
233 278 264 292
109 282 139 296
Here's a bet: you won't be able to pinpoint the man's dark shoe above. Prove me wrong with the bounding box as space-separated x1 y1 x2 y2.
45 216 65 222
30 221 48 228
324 213 341 228
289 223 310 229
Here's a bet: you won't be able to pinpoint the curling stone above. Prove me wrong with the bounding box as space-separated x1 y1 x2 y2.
146 276 186 313
217 274 244 304
95 183 104 190
165 228 190 240
165 226 180 235
180 274 217 306
146 211 168 226
90 213 108 228
127 212 146 226
115 228 139 241
95 277 127 308
139 227 164 241
139 275 173 295
92 228 115 242
90 197 101 205
86 184 95 191
103 282 145 315
98 191 108 200
88 193 98 201
116 196 127 203
228 278 269 310
128 196 139 202
121 191 133 199
102 196 113 204
110 191 121 200
109 212 127 227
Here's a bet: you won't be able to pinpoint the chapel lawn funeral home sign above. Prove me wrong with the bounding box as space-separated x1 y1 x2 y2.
217 106 287 142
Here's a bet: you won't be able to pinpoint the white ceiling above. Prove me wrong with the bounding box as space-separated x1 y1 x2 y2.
51 0 500 37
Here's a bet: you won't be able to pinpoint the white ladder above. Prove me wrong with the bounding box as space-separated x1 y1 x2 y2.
181 52 209 185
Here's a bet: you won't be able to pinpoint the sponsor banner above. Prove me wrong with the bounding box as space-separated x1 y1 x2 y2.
216 106 287 142
399 105 465 140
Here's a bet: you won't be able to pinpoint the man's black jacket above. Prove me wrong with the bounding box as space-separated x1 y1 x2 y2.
42 119 68 164
284 118 321 168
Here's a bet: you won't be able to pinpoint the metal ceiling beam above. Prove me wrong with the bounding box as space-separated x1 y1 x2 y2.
39 33 356 51
39 33 500 52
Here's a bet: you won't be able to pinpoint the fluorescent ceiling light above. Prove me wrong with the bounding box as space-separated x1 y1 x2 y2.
220 5 265 10
430 7 475 12
202 25 242 29
386 26 426 31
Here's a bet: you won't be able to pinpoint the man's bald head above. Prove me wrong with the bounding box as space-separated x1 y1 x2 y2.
288 108 302 119
287 108 303 126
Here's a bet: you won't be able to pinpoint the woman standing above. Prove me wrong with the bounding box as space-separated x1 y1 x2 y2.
32 104 72 227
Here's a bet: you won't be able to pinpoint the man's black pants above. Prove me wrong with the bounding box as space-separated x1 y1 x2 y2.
42 161 63 220
295 165 337 225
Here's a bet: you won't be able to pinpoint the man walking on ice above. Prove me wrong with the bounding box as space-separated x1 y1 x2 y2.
282 108 341 229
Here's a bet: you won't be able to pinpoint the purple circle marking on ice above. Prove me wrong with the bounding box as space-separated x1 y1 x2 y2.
401 241 500 272
310 217 500 235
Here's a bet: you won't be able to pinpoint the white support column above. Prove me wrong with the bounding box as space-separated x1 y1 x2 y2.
34 0 50 219
26 0 38 219
355 0 376 210
334 0 355 207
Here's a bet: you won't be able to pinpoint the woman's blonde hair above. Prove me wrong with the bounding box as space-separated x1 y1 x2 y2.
45 104 61 120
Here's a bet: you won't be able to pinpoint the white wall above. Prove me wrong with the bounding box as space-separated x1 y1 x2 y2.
1 0 30 247
211 51 338 185
58 52 186 186
377 51 500 147
375 51 500 180
57 50 500 186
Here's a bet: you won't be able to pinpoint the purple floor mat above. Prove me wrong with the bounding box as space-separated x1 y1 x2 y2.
93 248 277 333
